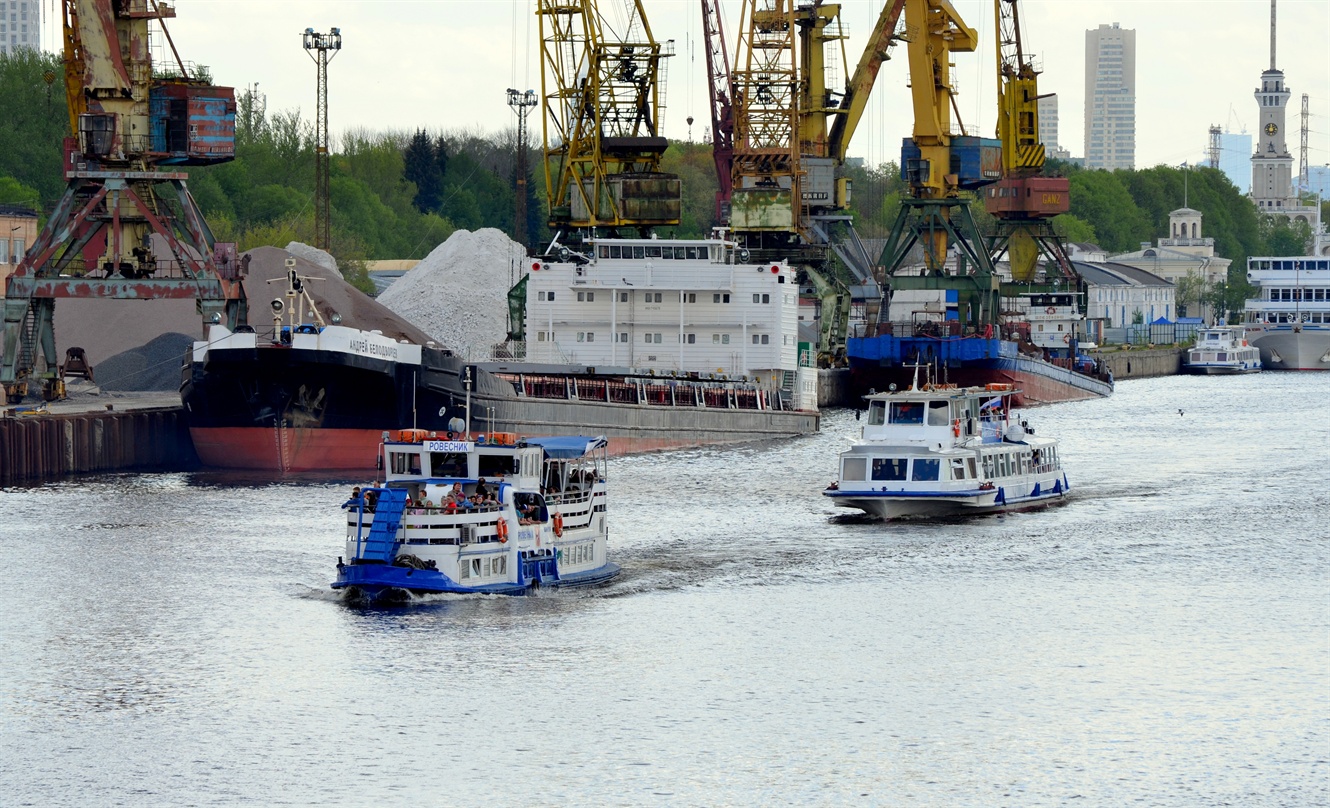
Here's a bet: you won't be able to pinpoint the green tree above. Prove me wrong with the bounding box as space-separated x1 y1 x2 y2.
1051 213 1096 244
0 49 73 207
404 129 444 213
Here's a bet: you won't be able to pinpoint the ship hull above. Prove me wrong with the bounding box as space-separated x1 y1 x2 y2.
847 335 1112 406
185 340 820 472
1247 327 1330 371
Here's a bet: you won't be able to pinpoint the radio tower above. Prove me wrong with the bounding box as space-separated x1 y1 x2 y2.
1208 125 1222 169
507 88 538 250
303 27 342 251
1300 93 1309 189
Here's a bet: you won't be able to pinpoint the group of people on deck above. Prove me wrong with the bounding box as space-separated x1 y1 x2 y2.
346 480 502 514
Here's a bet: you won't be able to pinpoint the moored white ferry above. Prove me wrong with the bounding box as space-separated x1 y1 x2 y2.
1184 326 1262 374
332 430 618 603
824 382 1068 519
1242 255 1330 370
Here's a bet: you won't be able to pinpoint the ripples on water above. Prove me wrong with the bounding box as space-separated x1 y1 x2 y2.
0 374 1326 806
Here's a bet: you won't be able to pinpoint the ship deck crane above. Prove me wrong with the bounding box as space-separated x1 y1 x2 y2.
537 0 679 236
2 0 245 403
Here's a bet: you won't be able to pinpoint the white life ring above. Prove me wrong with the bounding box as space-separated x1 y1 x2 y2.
1062 334 1071 344
1045 306 1056 315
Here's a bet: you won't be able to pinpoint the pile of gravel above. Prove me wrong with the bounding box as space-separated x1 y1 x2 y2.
377 228 527 360
285 241 342 277
96 332 195 392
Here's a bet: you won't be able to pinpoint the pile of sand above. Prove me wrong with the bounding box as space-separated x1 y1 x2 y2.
376 228 527 361
53 246 440 392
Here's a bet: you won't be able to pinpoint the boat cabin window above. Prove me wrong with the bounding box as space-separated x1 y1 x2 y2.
950 458 967 479
890 402 924 425
477 453 518 480
430 451 468 478
871 458 907 481
911 459 941 482
867 401 886 425
842 457 867 481
513 492 547 523
389 451 423 475
926 400 951 426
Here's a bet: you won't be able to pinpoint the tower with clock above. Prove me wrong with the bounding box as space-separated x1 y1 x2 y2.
1250 3 1294 212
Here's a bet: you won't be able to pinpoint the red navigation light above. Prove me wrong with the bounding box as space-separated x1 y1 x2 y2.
531 262 541 271
770 265 780 274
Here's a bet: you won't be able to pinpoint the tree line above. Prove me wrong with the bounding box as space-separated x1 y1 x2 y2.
1 49 1323 311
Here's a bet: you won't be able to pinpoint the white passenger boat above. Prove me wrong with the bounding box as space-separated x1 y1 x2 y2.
332 429 618 603
824 382 1069 519
1184 326 1262 374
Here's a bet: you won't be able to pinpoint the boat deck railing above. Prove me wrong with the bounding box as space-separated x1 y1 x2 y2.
498 373 791 411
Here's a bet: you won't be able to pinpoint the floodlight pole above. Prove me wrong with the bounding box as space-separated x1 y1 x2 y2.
303 27 343 251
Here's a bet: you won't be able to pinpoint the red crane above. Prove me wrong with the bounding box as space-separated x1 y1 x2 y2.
700 0 734 224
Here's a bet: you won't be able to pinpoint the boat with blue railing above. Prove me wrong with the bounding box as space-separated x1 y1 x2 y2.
332 429 618 603
824 380 1069 519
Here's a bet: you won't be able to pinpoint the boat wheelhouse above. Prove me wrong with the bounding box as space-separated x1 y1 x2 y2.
332 430 617 603
1184 326 1262 375
824 383 1069 519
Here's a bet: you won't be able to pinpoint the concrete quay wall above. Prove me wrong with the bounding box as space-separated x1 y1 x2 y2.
0 407 198 486
1091 348 1184 380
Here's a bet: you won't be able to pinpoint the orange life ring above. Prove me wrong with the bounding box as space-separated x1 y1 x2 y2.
496 518 509 543
952 419 961 437
1062 334 1071 344
552 512 564 537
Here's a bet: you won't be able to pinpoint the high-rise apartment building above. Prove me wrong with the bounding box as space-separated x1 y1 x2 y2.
1218 132 1254 194
1084 23 1136 170
0 0 41 54
1037 94 1060 151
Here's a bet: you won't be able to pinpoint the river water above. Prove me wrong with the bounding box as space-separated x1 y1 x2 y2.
1 374 1326 806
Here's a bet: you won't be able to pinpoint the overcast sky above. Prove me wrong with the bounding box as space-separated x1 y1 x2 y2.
40 1 1330 173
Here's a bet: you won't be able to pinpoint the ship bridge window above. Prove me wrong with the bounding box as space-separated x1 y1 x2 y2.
842 457 867 481
926 400 951 426
871 458 907 481
867 401 885 425
890 402 924 424
430 452 468 478
911 459 941 482
390 451 423 475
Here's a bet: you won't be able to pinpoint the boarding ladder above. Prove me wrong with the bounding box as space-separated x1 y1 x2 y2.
355 488 408 564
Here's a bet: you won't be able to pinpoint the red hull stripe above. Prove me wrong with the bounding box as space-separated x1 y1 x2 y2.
191 427 383 472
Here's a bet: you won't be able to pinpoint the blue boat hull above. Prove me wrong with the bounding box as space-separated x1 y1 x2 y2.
332 560 622 603
847 334 1112 404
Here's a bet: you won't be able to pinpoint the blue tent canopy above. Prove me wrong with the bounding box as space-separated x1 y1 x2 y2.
523 435 609 459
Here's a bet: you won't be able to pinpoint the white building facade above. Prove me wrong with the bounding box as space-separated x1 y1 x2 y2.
1107 208 1231 323
1084 23 1136 170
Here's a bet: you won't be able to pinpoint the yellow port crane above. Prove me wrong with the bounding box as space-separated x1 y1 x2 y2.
537 0 680 234
723 0 906 366
2 0 245 403
984 0 1076 284
875 0 1003 334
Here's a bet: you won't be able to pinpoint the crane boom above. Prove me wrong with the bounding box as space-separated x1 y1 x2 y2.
827 0 906 164
700 0 734 222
